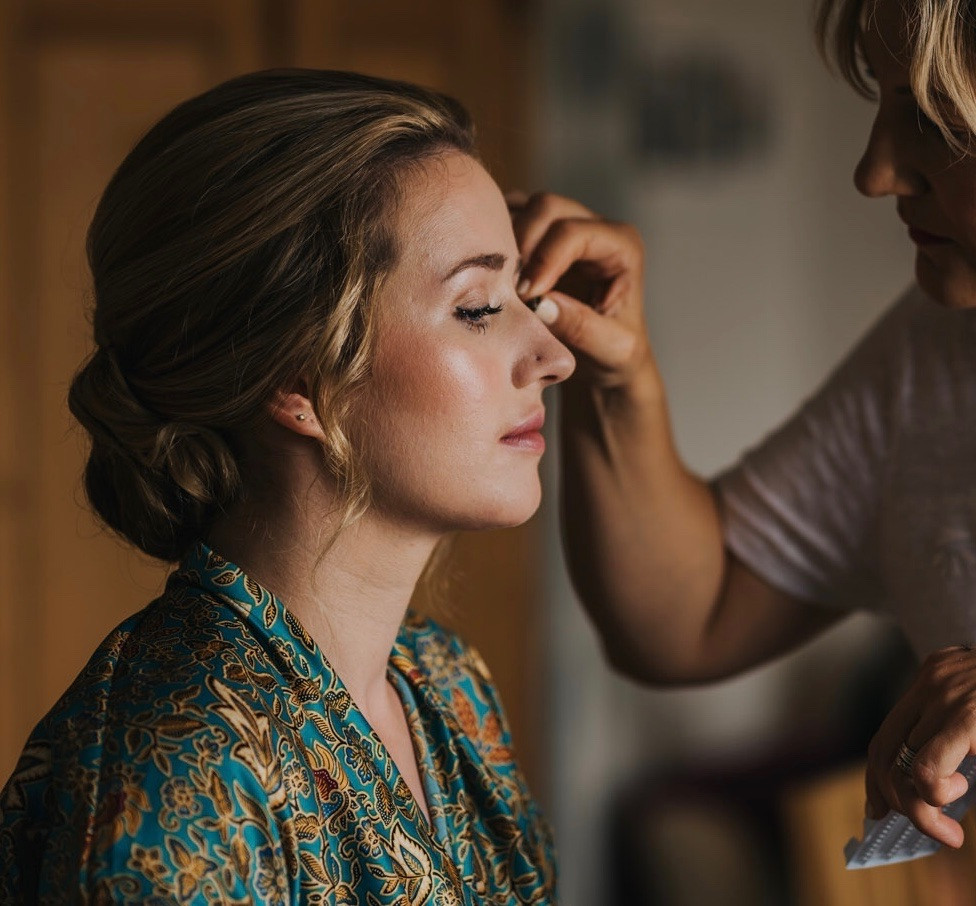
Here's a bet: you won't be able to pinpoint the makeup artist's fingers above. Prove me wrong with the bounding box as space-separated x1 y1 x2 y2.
902 647 976 805
510 193 656 388
532 291 646 386
911 720 973 806
866 686 923 812
871 719 963 846
863 646 976 847
508 191 598 263
520 217 644 317
865 772 886 821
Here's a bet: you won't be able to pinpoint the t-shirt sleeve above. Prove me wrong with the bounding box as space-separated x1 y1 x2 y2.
713 287 921 611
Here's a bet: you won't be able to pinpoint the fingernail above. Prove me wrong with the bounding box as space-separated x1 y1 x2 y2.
535 297 558 325
517 278 532 297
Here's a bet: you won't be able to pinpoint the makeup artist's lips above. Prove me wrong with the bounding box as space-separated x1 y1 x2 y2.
501 410 545 453
908 226 952 246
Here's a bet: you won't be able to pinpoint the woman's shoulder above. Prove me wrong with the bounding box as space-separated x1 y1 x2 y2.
396 611 497 690
393 613 517 754
10 573 294 787
0 583 304 902
0 576 300 901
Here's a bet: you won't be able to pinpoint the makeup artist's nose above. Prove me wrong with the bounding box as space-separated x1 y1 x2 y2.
854 106 929 199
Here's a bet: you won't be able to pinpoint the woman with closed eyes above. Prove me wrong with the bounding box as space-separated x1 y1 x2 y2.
0 69 573 904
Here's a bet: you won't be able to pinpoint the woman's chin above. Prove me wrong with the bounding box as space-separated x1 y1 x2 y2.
465 486 543 532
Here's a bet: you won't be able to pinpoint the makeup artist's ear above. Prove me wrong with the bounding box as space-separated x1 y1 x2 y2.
267 387 327 440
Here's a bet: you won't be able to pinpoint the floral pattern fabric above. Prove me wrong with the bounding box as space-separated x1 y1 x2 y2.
0 543 556 904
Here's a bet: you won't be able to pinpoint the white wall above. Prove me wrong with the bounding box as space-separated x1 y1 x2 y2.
537 0 913 901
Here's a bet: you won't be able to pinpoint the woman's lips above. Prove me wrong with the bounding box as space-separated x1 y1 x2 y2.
909 226 952 246
501 411 545 453
501 431 545 452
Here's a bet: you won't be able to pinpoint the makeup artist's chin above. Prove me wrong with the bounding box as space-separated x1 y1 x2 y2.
916 249 976 310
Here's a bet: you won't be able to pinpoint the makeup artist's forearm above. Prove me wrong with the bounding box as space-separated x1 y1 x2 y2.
560 371 842 682
559 368 730 681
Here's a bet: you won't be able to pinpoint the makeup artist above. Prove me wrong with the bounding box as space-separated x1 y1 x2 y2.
511 0 976 850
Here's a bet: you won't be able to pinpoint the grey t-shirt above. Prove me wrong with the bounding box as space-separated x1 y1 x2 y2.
715 284 976 657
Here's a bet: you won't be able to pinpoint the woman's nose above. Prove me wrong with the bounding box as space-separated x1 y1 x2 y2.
514 307 575 388
854 110 928 198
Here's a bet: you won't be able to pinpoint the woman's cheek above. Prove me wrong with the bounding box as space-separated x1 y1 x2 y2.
431 348 498 411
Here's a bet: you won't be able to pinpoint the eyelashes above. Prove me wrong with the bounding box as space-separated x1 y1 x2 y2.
454 302 503 332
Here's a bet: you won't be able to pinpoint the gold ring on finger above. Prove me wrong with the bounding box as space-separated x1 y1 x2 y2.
894 741 918 778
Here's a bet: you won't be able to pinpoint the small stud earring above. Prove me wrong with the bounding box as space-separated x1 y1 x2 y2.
295 413 307 422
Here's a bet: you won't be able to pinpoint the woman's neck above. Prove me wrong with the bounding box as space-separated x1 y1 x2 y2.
207 493 439 716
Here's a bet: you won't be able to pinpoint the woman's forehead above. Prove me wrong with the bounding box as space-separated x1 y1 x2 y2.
391 153 514 276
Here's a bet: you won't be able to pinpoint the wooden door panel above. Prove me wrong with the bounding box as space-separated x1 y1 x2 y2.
290 0 533 188
30 0 265 76
33 42 213 709
0 0 265 780
0 0 17 770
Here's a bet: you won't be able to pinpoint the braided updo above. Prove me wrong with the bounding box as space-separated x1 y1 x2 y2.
67 69 476 561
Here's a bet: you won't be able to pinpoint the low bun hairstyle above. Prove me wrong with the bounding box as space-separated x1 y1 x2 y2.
68 69 476 561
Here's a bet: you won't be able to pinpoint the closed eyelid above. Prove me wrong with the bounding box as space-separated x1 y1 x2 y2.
454 301 503 332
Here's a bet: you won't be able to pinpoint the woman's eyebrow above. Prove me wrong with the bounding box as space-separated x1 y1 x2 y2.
441 252 509 282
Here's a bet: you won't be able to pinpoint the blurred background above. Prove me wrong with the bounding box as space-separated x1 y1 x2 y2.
1 0 973 903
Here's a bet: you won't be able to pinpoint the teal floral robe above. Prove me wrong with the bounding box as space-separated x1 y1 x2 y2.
0 543 556 904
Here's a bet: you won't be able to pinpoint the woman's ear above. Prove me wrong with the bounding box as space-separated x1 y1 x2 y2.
267 388 327 440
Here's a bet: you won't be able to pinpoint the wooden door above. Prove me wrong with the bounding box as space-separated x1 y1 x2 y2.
0 0 543 792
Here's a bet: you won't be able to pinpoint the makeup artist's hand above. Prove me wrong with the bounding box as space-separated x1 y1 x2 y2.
506 191 655 391
865 645 976 847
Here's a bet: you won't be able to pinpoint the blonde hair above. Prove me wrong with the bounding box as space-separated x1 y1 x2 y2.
68 70 476 562
816 0 976 151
